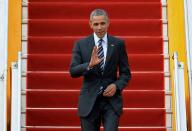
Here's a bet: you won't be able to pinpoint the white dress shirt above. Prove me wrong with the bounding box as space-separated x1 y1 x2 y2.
93 32 108 66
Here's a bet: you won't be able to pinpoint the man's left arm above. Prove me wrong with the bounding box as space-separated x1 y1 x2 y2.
114 40 131 91
103 40 131 97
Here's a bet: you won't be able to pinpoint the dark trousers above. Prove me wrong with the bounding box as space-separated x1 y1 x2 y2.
80 96 119 131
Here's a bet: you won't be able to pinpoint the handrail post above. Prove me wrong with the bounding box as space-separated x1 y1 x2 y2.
0 0 9 130
184 0 192 127
11 52 22 131
173 52 187 131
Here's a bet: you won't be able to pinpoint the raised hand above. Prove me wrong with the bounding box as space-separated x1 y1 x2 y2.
88 46 103 68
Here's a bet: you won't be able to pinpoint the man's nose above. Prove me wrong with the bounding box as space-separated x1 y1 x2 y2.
98 24 102 29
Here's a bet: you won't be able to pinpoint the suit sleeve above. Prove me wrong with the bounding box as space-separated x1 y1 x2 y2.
114 41 131 91
69 41 90 78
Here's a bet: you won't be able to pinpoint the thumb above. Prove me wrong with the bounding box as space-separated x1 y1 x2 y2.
92 46 97 55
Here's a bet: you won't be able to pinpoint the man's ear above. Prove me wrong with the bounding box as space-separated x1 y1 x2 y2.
89 20 93 29
107 20 110 27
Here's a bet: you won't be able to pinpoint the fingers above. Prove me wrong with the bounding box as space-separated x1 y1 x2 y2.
103 90 115 97
92 46 97 56
92 46 100 59
103 84 116 97
89 46 99 68
104 86 113 93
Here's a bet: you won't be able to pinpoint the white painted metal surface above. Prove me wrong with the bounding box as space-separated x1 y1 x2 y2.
173 52 187 131
0 0 9 131
11 52 22 131
184 0 192 124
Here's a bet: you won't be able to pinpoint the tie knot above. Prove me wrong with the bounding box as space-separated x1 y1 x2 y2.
98 39 103 45
99 39 103 42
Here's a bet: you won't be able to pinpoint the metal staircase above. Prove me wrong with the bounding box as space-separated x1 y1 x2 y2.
12 0 174 130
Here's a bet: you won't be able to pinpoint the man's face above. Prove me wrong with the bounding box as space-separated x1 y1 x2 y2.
89 15 109 38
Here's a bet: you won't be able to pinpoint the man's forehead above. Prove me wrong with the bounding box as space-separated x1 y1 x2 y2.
92 20 107 23
91 16 108 23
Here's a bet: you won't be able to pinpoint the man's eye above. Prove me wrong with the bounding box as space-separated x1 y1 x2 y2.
101 22 106 25
94 23 99 26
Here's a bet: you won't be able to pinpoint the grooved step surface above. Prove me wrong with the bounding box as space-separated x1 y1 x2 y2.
28 37 163 54
28 20 163 37
27 54 164 71
27 72 164 90
26 127 167 131
29 0 161 2
27 90 165 108
26 109 166 126
28 3 162 19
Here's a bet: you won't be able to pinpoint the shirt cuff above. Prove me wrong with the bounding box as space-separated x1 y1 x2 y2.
87 66 93 71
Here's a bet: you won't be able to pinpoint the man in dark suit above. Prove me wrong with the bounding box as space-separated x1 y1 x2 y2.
70 9 131 131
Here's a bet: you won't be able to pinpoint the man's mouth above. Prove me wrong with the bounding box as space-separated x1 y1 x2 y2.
98 32 103 35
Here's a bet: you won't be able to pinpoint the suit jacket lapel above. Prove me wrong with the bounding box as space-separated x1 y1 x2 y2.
103 35 114 74
87 35 95 56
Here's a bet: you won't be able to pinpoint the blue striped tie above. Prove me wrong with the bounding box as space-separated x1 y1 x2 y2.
98 39 104 74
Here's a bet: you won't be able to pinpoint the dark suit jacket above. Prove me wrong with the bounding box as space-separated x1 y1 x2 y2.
70 34 131 117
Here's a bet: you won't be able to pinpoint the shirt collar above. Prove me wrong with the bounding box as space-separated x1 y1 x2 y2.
93 32 107 45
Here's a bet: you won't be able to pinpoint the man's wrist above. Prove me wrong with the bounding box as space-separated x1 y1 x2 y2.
112 83 118 91
87 63 93 70
88 62 93 68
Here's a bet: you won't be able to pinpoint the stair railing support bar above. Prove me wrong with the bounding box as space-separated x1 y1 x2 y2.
184 0 192 126
0 0 9 130
173 52 187 131
11 52 22 131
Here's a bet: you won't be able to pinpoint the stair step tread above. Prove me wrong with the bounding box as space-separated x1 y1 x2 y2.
26 0 163 3
26 54 164 72
24 19 168 23
22 36 169 40
26 36 164 54
27 19 163 37
23 90 166 108
24 2 165 4
23 71 165 90
26 2 163 20
22 126 170 131
25 108 166 126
